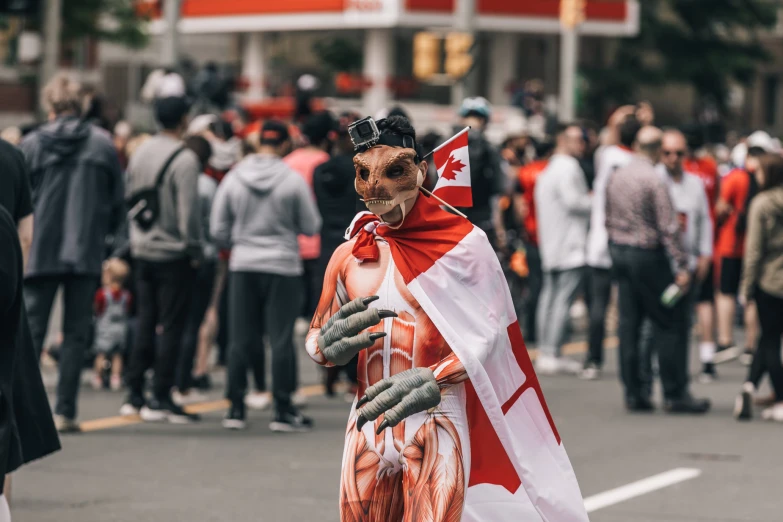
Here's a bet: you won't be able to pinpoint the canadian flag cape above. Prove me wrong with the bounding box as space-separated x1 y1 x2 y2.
347 197 588 521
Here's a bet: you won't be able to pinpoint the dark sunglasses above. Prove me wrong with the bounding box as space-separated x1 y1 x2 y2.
662 150 685 157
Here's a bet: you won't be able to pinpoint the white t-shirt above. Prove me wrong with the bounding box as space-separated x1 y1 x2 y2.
656 165 713 272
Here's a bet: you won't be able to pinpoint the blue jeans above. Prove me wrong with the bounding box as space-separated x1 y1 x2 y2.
25 274 98 420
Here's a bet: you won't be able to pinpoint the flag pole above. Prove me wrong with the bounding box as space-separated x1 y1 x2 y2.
421 126 471 162
419 186 468 218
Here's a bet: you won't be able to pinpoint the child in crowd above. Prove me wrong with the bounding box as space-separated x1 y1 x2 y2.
92 258 132 391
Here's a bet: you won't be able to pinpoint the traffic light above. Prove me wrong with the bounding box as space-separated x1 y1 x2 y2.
413 32 440 80
560 0 586 29
444 32 473 79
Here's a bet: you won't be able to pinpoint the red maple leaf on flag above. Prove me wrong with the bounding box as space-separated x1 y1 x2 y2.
441 154 466 181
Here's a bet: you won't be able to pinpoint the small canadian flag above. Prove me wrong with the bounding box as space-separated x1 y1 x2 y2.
431 127 472 208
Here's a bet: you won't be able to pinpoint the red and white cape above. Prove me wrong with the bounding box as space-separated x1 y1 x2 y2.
347 198 588 521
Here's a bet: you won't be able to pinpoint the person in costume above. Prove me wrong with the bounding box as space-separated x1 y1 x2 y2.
306 116 588 521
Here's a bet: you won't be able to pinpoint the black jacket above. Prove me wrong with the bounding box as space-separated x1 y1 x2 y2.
20 116 123 278
0 139 33 222
313 154 359 263
0 207 60 478
460 129 504 226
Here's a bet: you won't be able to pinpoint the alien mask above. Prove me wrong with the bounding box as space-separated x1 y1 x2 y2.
354 146 426 227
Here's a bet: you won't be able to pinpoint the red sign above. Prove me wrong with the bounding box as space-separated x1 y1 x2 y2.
406 0 627 21
181 0 344 17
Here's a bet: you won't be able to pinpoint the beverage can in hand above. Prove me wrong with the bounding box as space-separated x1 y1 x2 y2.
660 283 683 308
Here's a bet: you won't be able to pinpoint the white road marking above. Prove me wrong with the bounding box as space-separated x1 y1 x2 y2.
583 467 702 513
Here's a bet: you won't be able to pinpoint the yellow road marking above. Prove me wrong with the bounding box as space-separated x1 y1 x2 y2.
79 385 326 433
80 415 143 432
77 339 617 433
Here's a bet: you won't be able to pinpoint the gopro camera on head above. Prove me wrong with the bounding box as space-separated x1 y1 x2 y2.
348 117 380 152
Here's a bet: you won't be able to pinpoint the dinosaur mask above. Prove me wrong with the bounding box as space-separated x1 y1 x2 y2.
354 146 426 227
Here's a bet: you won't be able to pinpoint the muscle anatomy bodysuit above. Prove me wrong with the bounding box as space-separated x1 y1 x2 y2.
307 238 469 522
305 116 588 522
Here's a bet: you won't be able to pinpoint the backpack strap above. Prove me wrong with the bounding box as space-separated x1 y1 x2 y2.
153 147 186 189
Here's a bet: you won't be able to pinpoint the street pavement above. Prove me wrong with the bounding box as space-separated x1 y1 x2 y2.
9 320 782 522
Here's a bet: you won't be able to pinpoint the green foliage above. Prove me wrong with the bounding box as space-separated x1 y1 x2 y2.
584 0 778 117
312 37 363 72
62 0 148 48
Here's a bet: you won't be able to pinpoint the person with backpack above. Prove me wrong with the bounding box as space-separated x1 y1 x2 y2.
120 96 203 423
19 74 124 433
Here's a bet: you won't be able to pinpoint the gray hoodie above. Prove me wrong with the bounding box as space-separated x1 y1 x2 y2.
210 153 322 276
126 134 203 262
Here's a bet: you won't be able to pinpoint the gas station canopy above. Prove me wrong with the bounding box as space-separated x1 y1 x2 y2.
147 0 638 36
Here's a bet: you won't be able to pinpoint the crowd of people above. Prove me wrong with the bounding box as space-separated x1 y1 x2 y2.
505 104 783 420
0 72 782 452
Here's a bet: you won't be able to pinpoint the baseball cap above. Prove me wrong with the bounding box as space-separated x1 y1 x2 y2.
259 120 290 146
459 96 492 119
746 130 780 153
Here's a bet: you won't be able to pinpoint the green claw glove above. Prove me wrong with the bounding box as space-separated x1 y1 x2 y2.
318 296 397 366
356 367 441 434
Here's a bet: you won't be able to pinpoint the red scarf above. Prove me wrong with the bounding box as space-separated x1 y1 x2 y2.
348 197 475 284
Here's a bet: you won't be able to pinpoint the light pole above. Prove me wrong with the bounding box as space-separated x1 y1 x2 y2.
40 0 61 90
558 0 584 122
558 26 578 122
161 0 182 68
451 0 476 106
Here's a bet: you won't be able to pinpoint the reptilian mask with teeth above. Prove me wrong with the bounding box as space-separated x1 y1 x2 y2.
354 146 424 223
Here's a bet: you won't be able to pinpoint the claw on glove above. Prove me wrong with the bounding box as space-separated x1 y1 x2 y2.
362 295 380 306
355 368 441 434
317 295 396 366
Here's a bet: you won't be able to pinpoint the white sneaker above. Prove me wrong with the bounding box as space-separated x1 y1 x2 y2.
557 357 583 375
534 355 560 376
245 391 272 411
91 373 103 390
569 299 587 320
54 415 81 433
119 403 140 416
172 389 208 406
761 403 783 422
713 346 740 364
292 390 308 408
579 365 601 381
139 405 168 422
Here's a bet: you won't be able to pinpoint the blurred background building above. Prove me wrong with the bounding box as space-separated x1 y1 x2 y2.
0 0 781 139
